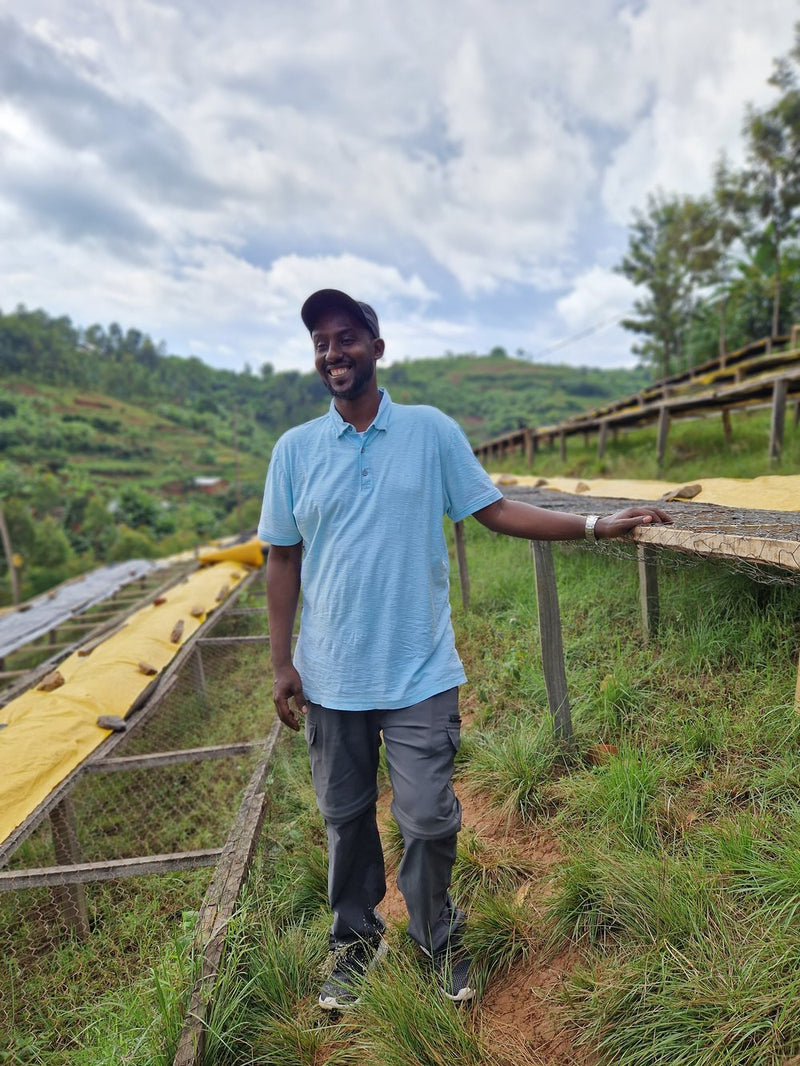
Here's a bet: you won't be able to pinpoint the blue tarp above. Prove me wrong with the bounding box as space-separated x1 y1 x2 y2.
0 560 160 658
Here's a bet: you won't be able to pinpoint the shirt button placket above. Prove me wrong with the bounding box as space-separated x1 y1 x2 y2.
360 443 370 492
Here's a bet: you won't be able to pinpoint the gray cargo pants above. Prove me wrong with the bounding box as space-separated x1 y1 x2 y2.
305 687 464 955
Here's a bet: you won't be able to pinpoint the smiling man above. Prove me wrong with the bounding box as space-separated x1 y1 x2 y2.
258 288 671 1011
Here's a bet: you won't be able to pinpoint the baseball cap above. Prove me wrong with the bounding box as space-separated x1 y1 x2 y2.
301 289 380 338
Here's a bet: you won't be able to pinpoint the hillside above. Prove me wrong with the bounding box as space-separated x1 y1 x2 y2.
381 352 650 440
0 306 651 603
0 307 649 449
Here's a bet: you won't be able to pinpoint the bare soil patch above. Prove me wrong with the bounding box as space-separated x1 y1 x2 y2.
377 782 594 1065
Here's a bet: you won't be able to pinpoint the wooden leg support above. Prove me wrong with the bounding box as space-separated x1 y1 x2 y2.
531 541 573 746
637 544 660 643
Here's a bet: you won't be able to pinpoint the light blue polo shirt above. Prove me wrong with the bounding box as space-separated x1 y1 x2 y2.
258 389 502 710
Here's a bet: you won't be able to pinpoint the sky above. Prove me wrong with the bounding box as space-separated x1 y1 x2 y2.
1 0 798 376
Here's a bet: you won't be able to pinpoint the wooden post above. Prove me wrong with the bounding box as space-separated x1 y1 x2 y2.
453 520 470 610
49 798 90 939
656 405 670 468
530 541 573 745
559 431 566 462
769 379 787 462
637 544 660 643
524 429 533 467
192 646 207 699
597 420 609 459
721 408 732 448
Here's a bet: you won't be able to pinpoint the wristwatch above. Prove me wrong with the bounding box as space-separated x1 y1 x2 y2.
584 514 600 543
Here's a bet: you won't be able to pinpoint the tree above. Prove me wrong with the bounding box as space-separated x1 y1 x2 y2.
617 191 724 378
717 31 800 338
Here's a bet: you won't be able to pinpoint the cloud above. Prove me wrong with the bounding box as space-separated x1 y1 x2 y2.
0 15 218 210
601 0 797 223
0 0 797 373
556 267 637 331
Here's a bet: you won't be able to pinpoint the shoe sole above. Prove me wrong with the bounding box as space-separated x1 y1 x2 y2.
318 937 388 1011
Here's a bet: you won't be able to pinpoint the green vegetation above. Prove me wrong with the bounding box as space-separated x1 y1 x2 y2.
5 446 800 1061
617 27 800 376
0 305 650 605
4 280 800 1062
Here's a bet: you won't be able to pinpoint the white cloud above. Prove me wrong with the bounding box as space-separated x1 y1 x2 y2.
0 0 797 372
556 267 637 330
601 0 797 223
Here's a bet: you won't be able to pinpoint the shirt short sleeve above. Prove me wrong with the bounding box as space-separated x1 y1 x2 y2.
257 436 302 545
440 416 503 522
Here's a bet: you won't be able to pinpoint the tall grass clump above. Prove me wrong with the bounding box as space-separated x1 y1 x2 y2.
203 902 335 1066
565 926 800 1065
451 828 539 905
355 948 503 1066
580 665 648 737
462 716 563 821
545 841 719 949
556 746 668 850
462 890 536 981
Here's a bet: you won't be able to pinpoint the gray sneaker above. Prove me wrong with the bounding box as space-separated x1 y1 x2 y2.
433 942 476 1003
319 927 388 1010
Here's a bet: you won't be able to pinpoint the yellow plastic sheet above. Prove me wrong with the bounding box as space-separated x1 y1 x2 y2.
493 474 800 513
0 560 250 846
198 537 264 567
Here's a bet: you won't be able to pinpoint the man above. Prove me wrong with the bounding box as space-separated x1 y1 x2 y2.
258 288 671 1011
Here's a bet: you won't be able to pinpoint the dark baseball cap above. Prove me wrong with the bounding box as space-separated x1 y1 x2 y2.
301 289 380 338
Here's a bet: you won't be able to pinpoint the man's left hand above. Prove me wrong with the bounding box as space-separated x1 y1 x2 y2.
595 506 673 539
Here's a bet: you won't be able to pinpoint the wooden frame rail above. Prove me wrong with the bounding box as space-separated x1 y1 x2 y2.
473 335 800 467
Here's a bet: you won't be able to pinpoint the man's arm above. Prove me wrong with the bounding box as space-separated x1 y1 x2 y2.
266 542 307 731
473 497 673 540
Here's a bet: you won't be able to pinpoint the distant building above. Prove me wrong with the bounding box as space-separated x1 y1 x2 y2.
191 477 229 495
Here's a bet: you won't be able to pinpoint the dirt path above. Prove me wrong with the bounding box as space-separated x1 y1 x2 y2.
377 786 595 1066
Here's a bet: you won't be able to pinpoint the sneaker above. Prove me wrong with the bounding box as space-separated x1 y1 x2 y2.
433 943 476 1003
318 930 388 1010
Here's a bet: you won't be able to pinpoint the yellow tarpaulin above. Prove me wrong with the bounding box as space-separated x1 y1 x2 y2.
0 559 251 846
493 474 800 513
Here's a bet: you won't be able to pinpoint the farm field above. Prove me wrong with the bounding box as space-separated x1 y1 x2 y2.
190 519 800 1066
3 409 800 1064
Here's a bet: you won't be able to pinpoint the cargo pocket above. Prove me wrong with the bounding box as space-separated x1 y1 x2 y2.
446 713 461 753
305 716 317 748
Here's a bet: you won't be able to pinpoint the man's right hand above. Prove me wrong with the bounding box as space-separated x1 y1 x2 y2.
272 664 308 731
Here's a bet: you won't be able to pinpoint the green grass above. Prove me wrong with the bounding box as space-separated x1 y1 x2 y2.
461 716 565 821
5 406 800 1063
485 405 800 483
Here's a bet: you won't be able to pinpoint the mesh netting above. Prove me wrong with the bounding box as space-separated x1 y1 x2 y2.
0 579 271 1058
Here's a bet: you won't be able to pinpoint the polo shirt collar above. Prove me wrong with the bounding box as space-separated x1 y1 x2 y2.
328 388 393 437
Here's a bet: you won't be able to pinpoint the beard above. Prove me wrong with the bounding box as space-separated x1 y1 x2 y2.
322 361 375 401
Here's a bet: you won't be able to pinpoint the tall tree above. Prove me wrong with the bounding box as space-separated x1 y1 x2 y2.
727 30 800 337
617 191 723 379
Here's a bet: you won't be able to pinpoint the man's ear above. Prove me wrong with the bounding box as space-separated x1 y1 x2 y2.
373 338 385 361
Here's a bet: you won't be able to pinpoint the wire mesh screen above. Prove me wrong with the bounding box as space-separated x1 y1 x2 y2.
0 580 271 1060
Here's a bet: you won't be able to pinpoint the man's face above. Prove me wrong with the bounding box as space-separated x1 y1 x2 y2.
312 308 384 402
